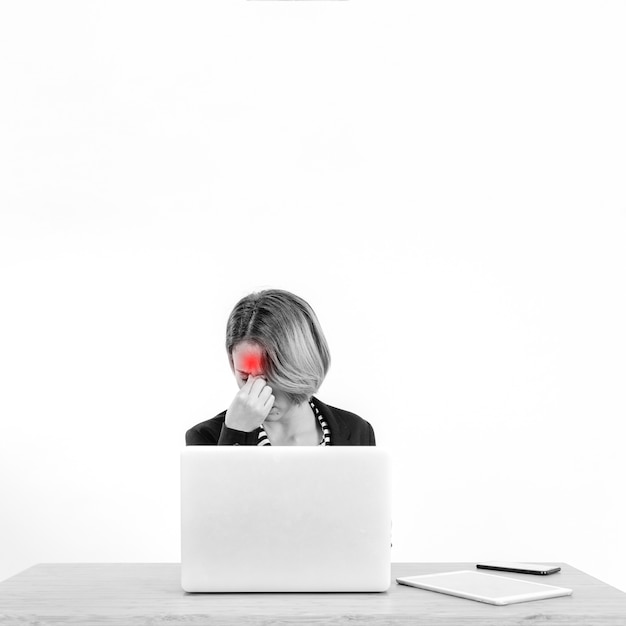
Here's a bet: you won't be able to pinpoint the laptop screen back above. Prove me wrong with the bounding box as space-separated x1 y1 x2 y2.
181 446 391 592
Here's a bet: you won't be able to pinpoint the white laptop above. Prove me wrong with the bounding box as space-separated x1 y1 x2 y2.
181 446 391 592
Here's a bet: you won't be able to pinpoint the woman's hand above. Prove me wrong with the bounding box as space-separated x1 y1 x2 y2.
225 376 275 432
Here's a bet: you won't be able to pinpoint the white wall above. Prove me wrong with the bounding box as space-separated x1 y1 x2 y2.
1 0 625 592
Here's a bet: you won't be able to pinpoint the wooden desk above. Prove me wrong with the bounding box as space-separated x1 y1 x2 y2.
0 562 624 625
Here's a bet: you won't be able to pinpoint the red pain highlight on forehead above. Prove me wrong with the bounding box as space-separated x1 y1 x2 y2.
242 352 263 375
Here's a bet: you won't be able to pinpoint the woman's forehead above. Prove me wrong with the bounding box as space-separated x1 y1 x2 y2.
232 341 264 373
241 352 262 373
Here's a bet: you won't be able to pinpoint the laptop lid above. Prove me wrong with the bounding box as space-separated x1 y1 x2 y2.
181 446 391 592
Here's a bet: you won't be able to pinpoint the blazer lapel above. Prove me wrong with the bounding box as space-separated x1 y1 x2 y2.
312 397 352 445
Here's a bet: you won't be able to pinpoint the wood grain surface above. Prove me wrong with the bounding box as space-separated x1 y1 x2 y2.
1 562 625 625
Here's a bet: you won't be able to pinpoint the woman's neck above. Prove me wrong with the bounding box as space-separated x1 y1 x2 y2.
263 401 317 444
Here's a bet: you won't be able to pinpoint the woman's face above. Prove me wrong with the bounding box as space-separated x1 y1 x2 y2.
230 341 292 421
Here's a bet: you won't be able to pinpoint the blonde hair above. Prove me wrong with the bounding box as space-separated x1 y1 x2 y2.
226 290 331 405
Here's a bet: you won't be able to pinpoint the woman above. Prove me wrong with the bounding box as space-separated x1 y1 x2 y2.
186 289 376 446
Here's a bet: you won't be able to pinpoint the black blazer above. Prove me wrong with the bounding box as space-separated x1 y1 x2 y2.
186 397 376 446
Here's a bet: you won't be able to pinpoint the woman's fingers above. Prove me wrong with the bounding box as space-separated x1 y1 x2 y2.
263 394 275 412
225 376 275 432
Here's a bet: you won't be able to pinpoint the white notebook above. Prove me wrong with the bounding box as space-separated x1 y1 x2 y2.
396 570 573 605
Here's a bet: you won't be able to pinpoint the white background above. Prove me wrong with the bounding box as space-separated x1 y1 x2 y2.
1 0 625 592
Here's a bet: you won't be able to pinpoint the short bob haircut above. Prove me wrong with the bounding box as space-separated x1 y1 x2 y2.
226 289 331 405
